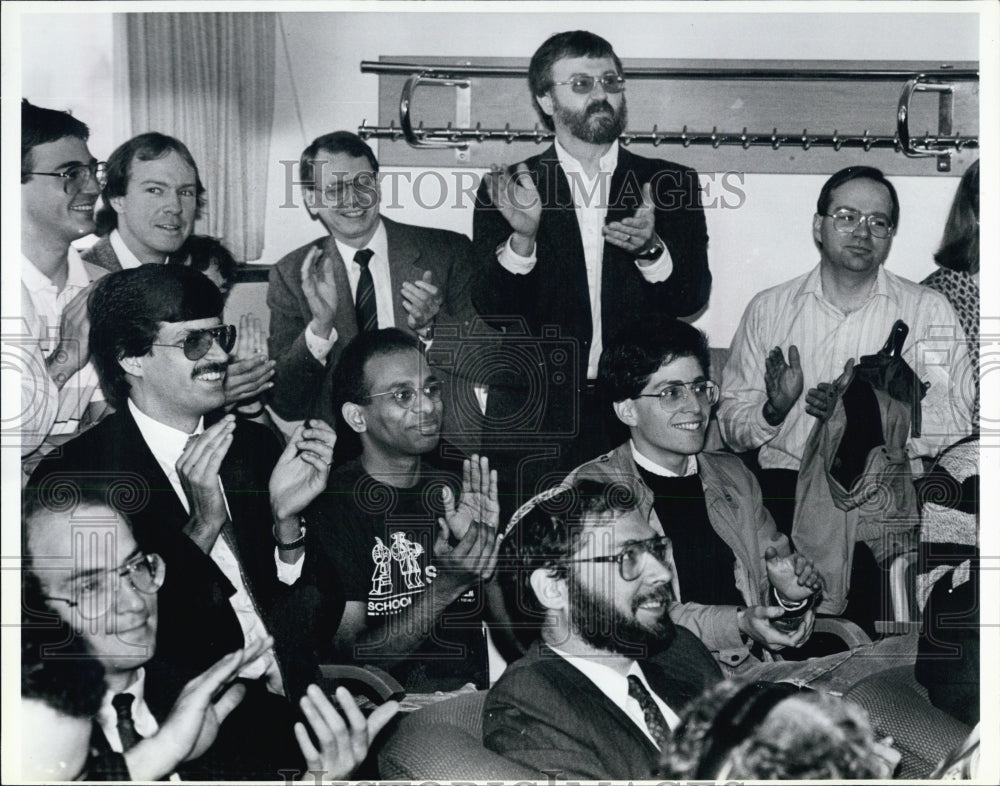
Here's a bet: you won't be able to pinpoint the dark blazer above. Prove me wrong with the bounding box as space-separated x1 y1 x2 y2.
28 407 341 699
80 236 123 273
483 630 721 780
266 216 490 434
471 146 711 449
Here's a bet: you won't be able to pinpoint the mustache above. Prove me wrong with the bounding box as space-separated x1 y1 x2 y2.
191 361 229 379
631 583 673 615
586 100 615 117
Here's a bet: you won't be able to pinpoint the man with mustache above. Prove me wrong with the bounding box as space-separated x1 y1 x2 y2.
571 315 823 671
483 479 722 780
304 328 501 692
471 31 711 500
20 100 109 475
28 265 340 727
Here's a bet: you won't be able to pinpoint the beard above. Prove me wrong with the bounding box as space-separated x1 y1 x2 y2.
554 95 628 145
567 572 676 659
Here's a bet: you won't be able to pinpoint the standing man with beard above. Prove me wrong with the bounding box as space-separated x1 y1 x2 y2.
472 31 711 497
483 480 721 780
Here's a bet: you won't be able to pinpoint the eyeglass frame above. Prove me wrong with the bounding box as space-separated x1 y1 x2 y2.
561 535 672 582
550 72 627 94
634 379 720 409
43 552 166 619
822 208 895 239
311 171 379 208
149 324 237 361
365 380 444 410
27 161 108 194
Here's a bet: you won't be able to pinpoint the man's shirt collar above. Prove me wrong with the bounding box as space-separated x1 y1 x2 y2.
630 440 698 477
554 138 619 178
128 399 204 470
110 229 152 269
334 218 387 265
21 247 90 294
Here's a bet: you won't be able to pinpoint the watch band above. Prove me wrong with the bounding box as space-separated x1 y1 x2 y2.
273 519 307 550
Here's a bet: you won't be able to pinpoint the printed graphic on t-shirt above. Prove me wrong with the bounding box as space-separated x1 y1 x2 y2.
367 529 440 616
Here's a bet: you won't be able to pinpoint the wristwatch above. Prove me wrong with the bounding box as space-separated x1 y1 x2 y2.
634 236 665 262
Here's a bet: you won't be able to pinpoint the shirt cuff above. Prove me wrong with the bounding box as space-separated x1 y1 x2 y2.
274 547 305 584
635 246 673 283
497 236 537 274
305 324 338 361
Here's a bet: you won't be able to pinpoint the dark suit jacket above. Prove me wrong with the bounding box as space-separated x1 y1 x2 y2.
471 146 711 449
266 216 490 436
28 408 342 700
80 236 123 272
483 630 721 780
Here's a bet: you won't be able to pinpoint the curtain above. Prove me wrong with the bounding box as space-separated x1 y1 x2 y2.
125 12 275 261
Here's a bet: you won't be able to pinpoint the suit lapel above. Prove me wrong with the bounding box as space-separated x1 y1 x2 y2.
117 409 191 527
384 217 422 332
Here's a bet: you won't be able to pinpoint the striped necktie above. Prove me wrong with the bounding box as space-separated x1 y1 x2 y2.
354 248 378 332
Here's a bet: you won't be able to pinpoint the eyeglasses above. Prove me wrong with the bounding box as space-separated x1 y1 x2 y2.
635 380 720 409
315 172 379 207
44 552 165 620
150 324 237 360
28 161 107 194
366 381 443 410
551 73 626 94
563 535 672 582
824 208 894 239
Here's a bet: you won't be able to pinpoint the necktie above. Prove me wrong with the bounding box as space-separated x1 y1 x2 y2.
111 693 143 752
354 248 378 332
627 674 670 748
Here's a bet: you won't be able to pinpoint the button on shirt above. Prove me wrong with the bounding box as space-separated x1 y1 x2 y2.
127 401 298 694
719 265 974 471
305 220 392 360
498 140 673 379
549 646 680 748
20 251 105 439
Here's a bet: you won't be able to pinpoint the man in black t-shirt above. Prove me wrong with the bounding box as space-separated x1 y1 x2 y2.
306 329 500 691
567 316 824 672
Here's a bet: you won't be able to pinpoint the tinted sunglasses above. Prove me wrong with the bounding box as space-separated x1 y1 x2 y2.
150 324 237 360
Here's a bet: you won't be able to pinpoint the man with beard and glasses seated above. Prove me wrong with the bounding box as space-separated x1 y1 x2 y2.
483 480 721 780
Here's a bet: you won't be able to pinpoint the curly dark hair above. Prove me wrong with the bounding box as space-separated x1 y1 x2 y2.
599 314 711 403
662 679 894 780
21 571 106 719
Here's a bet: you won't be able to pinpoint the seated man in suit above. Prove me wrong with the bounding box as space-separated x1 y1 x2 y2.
484 479 722 780
28 264 337 702
570 315 823 672
22 488 397 781
82 132 274 416
305 328 500 692
266 131 484 448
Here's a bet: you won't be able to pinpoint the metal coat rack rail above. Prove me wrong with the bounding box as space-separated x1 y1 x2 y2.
358 60 979 171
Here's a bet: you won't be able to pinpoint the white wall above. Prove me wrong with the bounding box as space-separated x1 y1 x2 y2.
263 8 979 346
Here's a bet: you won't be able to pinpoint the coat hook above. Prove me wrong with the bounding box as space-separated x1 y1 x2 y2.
862 129 872 152
710 126 720 149
680 125 691 148
503 122 515 144
740 127 751 150
801 129 811 151
832 130 842 151
533 123 546 144
651 124 662 147
771 128 781 150
621 131 634 147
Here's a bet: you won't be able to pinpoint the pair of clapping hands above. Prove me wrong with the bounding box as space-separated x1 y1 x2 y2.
738 544 825 652
122 635 399 781
300 246 443 336
764 345 856 426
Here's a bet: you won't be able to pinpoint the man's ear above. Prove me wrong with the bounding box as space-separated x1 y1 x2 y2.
303 186 319 220
529 567 567 612
535 91 554 119
613 398 638 428
812 213 824 250
118 354 143 379
341 401 366 434
109 194 126 215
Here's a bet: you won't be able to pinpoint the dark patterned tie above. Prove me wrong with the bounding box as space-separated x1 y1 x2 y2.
354 248 378 332
627 674 669 748
111 693 143 752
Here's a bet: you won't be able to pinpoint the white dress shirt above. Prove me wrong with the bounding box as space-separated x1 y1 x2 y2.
96 668 161 752
718 264 974 471
305 220 392 360
20 250 105 451
497 140 672 379
549 645 681 748
630 440 698 478
109 229 161 269
127 400 297 694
